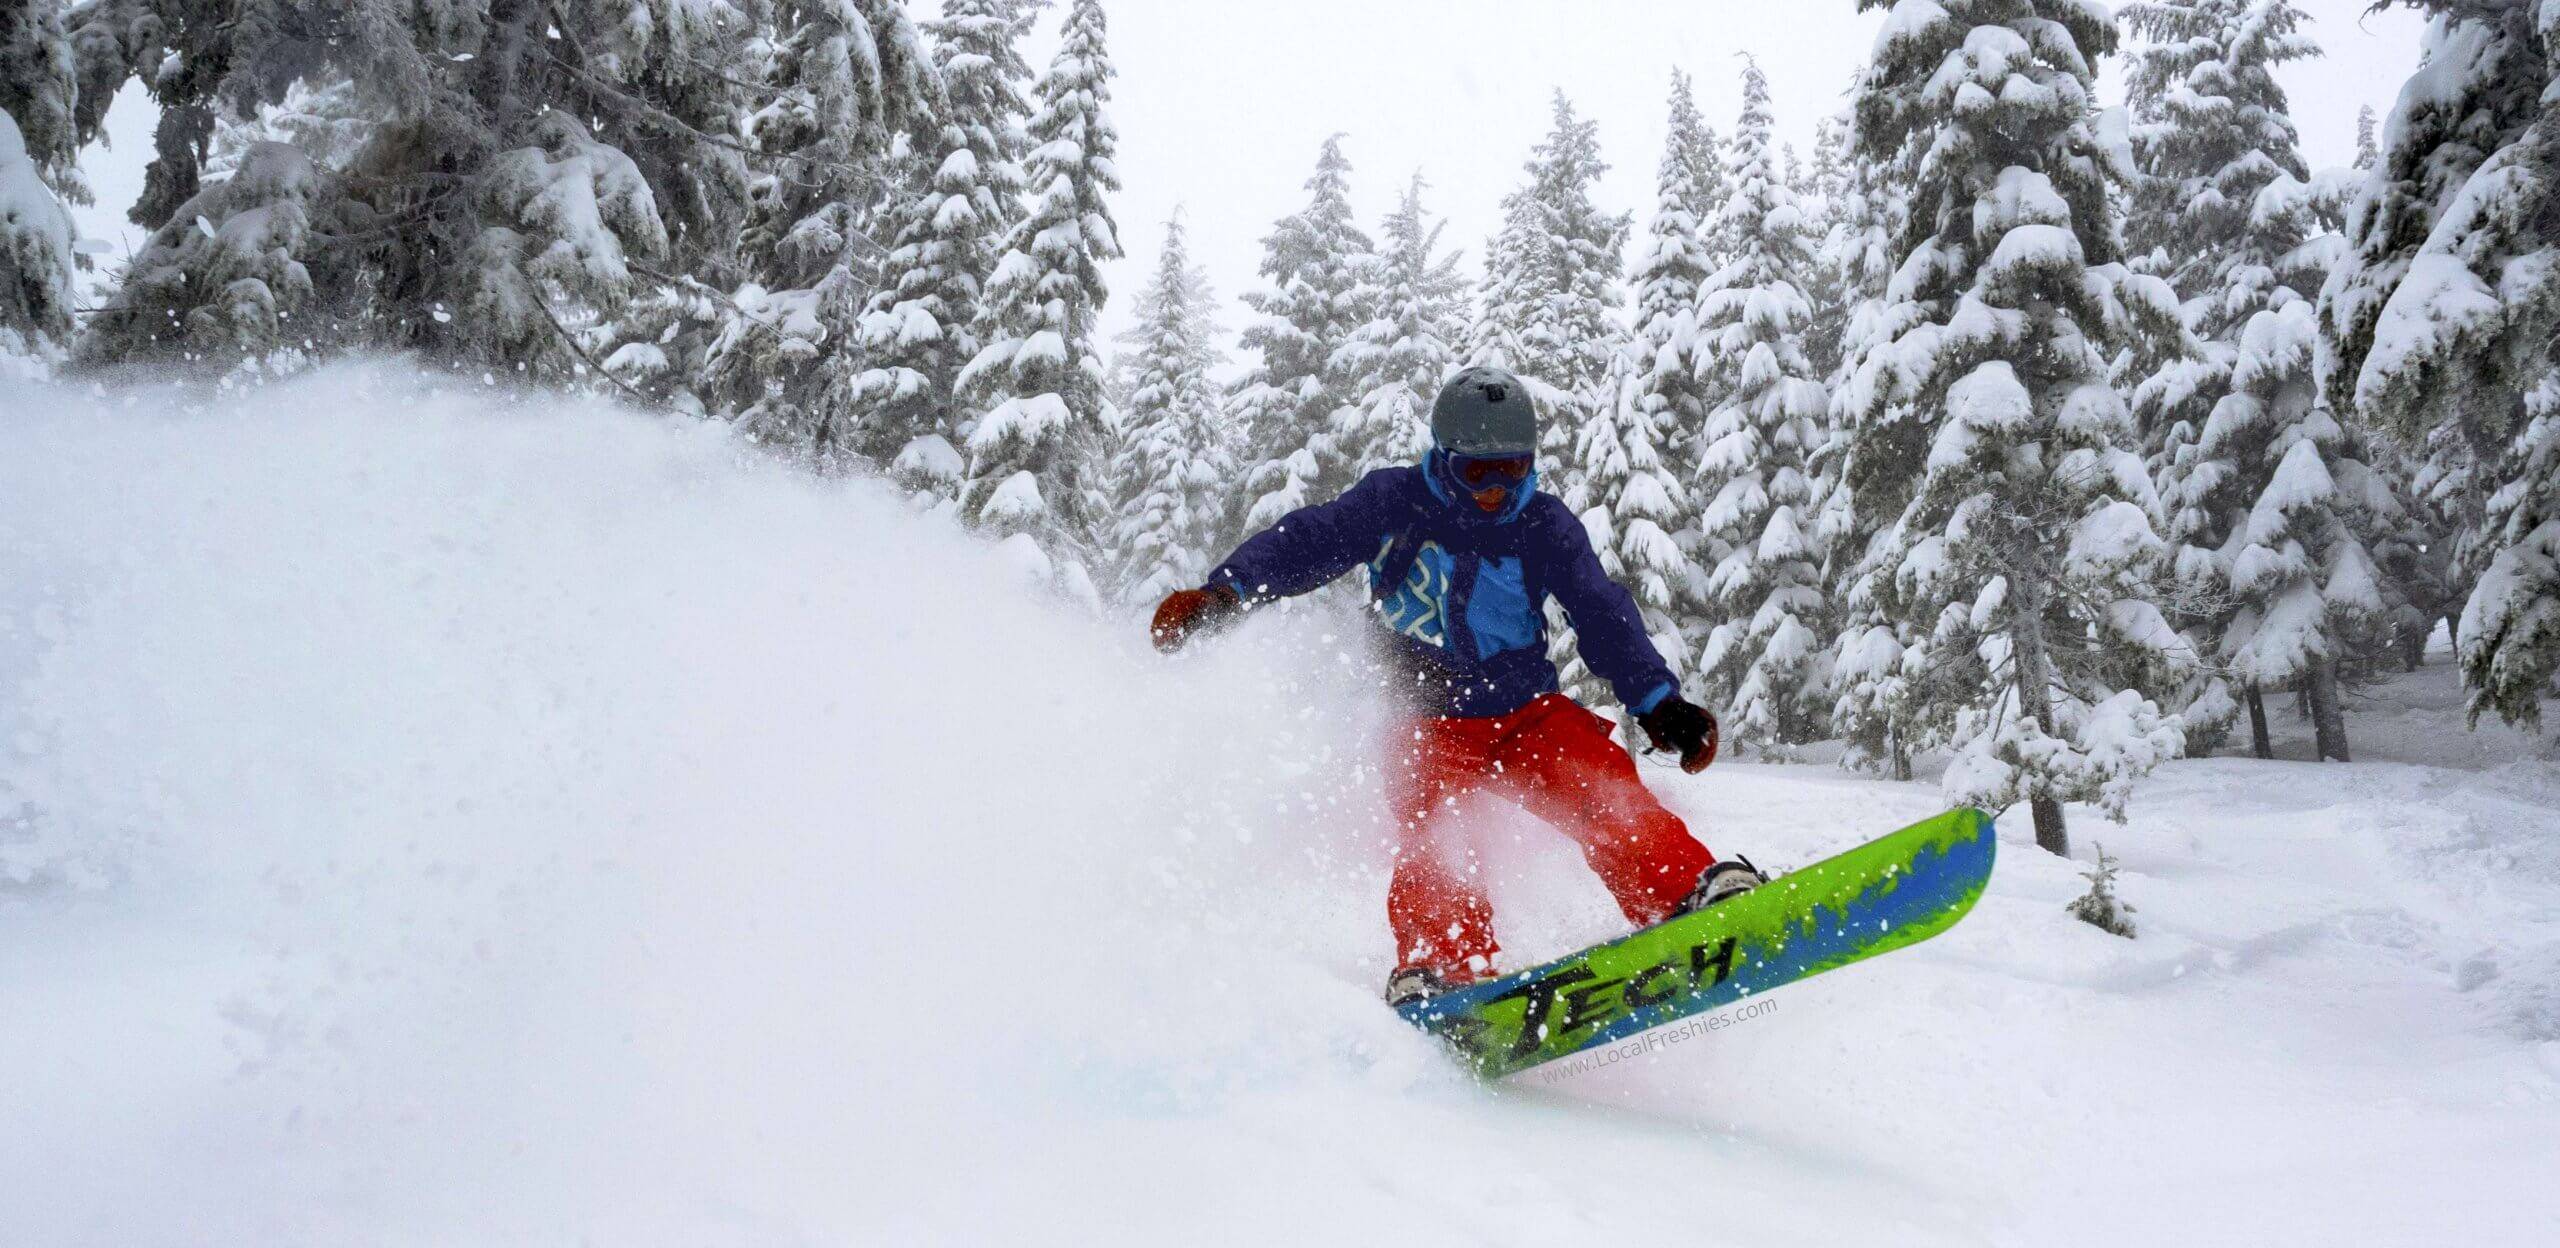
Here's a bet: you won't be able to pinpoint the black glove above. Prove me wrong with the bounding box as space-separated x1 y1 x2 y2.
1637 696 1720 774
1150 584 1243 653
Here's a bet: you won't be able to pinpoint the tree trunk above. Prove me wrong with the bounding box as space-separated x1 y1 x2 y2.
2008 611 2069 857
2307 657 2351 762
2245 683 2273 760
2030 796 2067 855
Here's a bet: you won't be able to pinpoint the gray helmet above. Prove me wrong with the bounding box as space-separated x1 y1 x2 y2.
1431 366 1539 456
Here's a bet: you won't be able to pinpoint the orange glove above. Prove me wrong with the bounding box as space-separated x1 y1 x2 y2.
1151 584 1242 653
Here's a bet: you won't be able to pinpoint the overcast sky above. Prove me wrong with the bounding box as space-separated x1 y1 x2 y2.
1074 0 2429 359
68 1 2432 363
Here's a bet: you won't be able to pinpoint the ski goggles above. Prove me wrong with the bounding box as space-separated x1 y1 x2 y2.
1450 452 1534 488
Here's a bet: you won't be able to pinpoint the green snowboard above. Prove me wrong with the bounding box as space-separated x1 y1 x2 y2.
1395 807 1996 1078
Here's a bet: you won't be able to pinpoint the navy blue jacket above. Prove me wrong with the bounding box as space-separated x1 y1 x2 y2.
1205 452 1678 720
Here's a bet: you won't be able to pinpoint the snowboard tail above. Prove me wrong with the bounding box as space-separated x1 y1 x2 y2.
1396 807 1996 1079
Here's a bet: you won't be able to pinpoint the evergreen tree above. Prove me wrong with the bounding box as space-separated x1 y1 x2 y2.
1817 102 1920 778
1110 212 1232 604
1331 171 1465 479
204 76 371 183
1478 90 1630 492
2124 0 2390 761
1462 189 1535 372
641 0 937 451
1478 92 1630 704
2123 0 2318 281
1599 70 1720 698
1 105 77 373
1233 133 1375 532
1798 114 1856 380
2067 844 2140 938
2322 1 2557 731
1843 0 2188 853
840 0 1033 481
1685 99 1734 281
68 0 911 387
955 0 1121 576
63 0 151 151
2160 300 2408 763
1577 358 1699 736
2 0 83 200
81 139 330 374
2353 103 2378 171
1625 70 1720 468
1800 116 1852 220
1691 59 1832 755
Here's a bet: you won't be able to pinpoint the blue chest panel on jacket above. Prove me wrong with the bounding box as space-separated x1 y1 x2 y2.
1466 556 1538 658
1369 538 1542 659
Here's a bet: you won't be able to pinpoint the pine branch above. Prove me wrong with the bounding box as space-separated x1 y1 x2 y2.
627 261 803 344
535 44 886 191
518 266 658 407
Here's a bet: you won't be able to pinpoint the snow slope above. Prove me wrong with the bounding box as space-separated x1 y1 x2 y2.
3 365 2555 1246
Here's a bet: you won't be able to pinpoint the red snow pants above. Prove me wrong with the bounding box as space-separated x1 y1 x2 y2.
1386 692 1716 981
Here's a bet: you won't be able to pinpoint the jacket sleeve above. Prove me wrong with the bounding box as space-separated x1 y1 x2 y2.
1203 472 1396 604
1538 501 1679 715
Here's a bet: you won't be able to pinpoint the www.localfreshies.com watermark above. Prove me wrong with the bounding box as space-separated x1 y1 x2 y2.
1534 997 1780 1083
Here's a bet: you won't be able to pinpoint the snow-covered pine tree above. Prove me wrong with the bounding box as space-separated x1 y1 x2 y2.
2356 430 2457 674
2321 2 2558 731
1462 190 1535 373
1798 114 1856 380
837 0 1034 482
1843 0 2187 853
1595 69 1721 702
955 0 1121 585
1 105 77 374
1481 92 1630 705
384 1 747 381
1109 212 1233 604
2123 0 2318 277
1800 115 1851 218
61 0 149 150
204 76 371 183
622 0 938 448
2353 103 2378 171
1626 70 1720 459
1482 91 1631 498
1577 358 1700 739
69 0 897 388
1684 98 1735 284
2067 843 2139 937
1817 100 1921 778
2123 0 2397 761
2194 301 2403 762
1232 134 1375 534
1690 58 1832 755
1330 171 1465 480
1 0 83 202
120 0 227 231
79 140 329 374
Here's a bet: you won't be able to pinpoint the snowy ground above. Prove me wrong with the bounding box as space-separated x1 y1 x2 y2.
4 366 2555 1246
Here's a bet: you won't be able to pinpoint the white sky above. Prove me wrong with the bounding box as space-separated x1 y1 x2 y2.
67 1 2431 359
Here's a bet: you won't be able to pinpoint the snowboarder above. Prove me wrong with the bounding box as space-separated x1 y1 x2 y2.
1150 366 1763 1005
